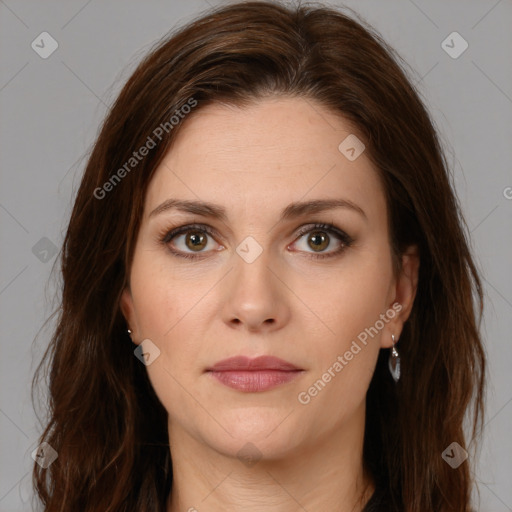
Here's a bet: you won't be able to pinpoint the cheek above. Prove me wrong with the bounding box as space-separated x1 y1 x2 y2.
128 230 393 410
128 260 205 414
128 251 214 374
129 246 199 336
300 251 393 390
309 254 392 339
295 272 389 419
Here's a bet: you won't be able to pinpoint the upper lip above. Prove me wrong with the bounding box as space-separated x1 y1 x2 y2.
206 356 301 372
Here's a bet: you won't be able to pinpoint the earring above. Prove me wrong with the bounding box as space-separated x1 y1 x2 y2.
388 334 400 383
127 329 132 336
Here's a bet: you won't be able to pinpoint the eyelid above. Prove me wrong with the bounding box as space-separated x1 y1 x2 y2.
292 222 354 245
159 221 353 259
160 223 220 245
289 222 354 259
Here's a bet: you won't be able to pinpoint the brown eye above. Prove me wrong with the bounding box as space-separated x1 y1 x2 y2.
307 230 330 252
292 223 354 260
161 224 223 259
185 231 208 252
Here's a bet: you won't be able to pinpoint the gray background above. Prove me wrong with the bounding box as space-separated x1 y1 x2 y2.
0 0 511 510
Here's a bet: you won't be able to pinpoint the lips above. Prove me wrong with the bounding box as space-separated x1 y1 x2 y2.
206 355 301 372
205 356 303 392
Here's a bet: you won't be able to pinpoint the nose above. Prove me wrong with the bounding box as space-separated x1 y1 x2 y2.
222 245 291 333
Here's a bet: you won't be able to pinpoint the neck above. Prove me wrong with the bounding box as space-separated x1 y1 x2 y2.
166 402 375 512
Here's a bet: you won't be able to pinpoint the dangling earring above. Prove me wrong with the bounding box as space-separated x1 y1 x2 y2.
388 334 400 382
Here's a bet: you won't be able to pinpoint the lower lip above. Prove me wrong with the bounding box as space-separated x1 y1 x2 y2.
207 370 303 392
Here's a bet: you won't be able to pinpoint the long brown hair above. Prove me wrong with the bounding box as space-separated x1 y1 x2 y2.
32 1 486 510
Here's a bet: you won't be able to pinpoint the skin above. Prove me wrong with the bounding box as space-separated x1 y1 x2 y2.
120 96 419 512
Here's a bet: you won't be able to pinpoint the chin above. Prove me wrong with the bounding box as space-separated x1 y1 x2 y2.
204 408 305 461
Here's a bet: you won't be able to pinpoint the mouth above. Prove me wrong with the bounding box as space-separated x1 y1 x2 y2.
205 355 304 392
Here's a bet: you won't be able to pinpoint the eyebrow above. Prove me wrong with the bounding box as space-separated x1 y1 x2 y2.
148 198 367 222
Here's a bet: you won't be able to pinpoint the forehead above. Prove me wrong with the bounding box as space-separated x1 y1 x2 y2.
143 97 386 224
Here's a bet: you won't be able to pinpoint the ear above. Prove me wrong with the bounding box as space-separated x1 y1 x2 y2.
381 244 420 348
120 286 139 342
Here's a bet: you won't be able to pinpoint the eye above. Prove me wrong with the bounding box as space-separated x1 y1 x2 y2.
291 223 354 260
159 222 354 260
160 224 223 259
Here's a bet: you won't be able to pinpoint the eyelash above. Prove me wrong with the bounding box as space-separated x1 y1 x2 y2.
158 222 354 260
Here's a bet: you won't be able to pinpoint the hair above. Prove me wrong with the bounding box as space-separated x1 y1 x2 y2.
32 1 486 511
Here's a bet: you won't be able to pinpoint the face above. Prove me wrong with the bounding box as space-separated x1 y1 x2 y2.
121 96 418 460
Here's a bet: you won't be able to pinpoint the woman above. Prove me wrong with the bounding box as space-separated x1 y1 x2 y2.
32 1 486 511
